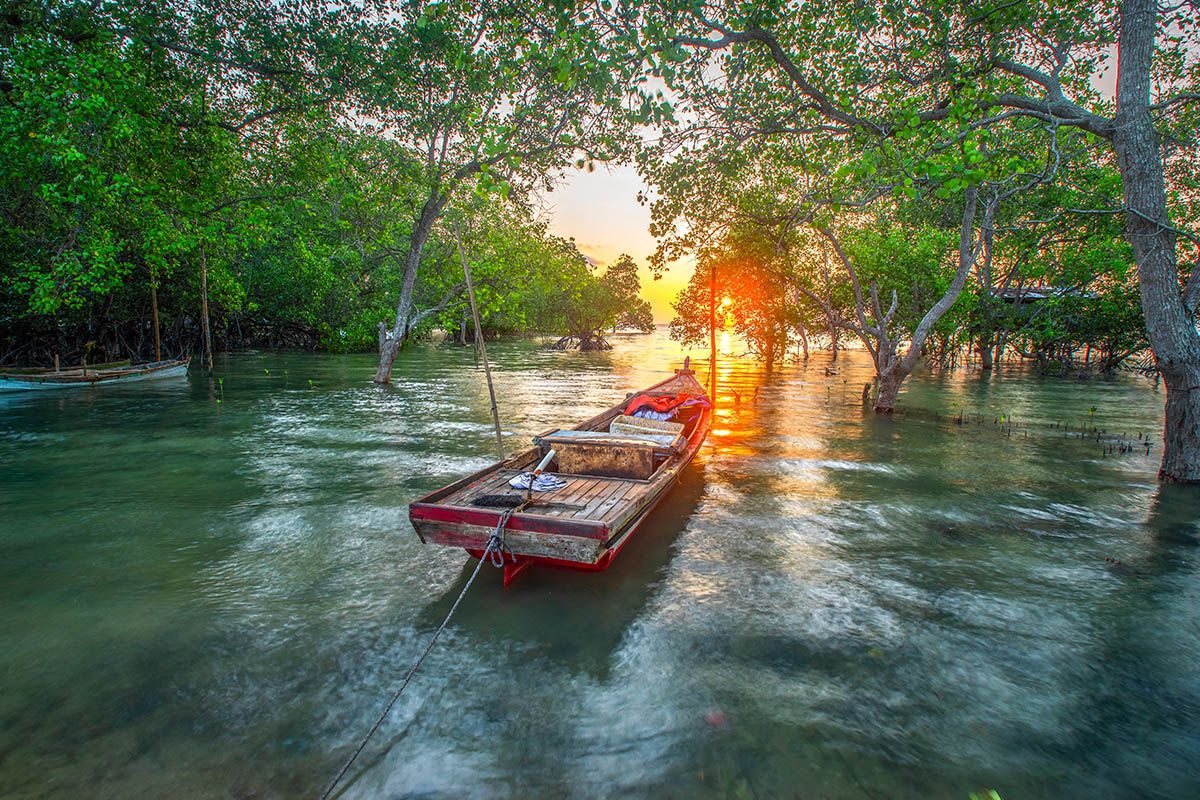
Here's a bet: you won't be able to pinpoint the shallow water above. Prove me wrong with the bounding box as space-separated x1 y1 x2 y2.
1 330 1198 799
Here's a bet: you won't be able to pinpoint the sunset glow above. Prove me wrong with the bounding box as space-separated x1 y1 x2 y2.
540 164 693 324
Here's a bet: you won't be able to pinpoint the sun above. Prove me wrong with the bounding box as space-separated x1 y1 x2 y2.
720 297 732 307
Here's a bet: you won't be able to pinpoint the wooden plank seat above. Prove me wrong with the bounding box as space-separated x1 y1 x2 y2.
608 413 685 438
535 429 684 451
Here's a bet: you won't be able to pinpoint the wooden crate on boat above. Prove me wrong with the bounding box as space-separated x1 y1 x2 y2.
548 437 655 480
537 429 685 480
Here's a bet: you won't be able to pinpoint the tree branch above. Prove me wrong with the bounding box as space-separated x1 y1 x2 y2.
1184 268 1200 315
669 19 1116 139
408 281 467 331
967 0 1025 24
1149 92 1200 113
900 185 980 374
816 227 874 336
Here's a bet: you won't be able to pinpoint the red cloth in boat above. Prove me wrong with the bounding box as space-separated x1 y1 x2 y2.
624 392 707 417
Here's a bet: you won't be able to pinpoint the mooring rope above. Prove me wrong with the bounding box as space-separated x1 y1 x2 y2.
319 506 520 800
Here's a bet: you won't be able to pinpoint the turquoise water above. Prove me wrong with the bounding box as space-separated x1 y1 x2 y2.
1 330 1197 798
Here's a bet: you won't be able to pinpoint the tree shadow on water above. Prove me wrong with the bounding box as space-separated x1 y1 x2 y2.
1143 483 1200 548
1041 482 1200 799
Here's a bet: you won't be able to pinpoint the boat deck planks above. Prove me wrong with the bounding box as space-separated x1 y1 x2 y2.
574 479 627 519
440 469 648 526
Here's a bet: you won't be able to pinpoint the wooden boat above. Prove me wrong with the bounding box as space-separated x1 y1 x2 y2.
0 359 190 391
410 365 713 585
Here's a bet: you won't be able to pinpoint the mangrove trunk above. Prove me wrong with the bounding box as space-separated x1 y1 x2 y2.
1113 0 1200 482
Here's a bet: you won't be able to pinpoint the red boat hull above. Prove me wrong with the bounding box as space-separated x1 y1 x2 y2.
409 368 711 586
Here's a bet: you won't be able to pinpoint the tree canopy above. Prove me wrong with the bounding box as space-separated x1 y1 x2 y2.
0 0 654 368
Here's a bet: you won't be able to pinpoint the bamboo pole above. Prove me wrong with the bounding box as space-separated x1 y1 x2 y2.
150 271 161 362
709 261 717 401
200 241 213 376
199 81 214 377
455 226 505 461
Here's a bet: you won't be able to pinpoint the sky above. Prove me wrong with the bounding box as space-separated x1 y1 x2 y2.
535 163 690 324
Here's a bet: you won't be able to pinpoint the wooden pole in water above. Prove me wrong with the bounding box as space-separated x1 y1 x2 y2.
709 260 717 401
200 241 213 376
456 225 505 461
150 270 161 362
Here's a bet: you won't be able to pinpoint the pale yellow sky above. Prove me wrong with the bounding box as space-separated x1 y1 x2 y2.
537 163 691 323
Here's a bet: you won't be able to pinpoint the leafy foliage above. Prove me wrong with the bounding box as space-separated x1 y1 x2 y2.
0 1 653 365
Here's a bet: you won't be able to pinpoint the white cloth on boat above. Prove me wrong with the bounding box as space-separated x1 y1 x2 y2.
508 472 568 492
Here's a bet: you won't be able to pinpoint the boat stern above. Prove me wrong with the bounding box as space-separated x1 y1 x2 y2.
409 502 610 567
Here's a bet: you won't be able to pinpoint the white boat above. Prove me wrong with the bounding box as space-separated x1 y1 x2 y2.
0 359 190 391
